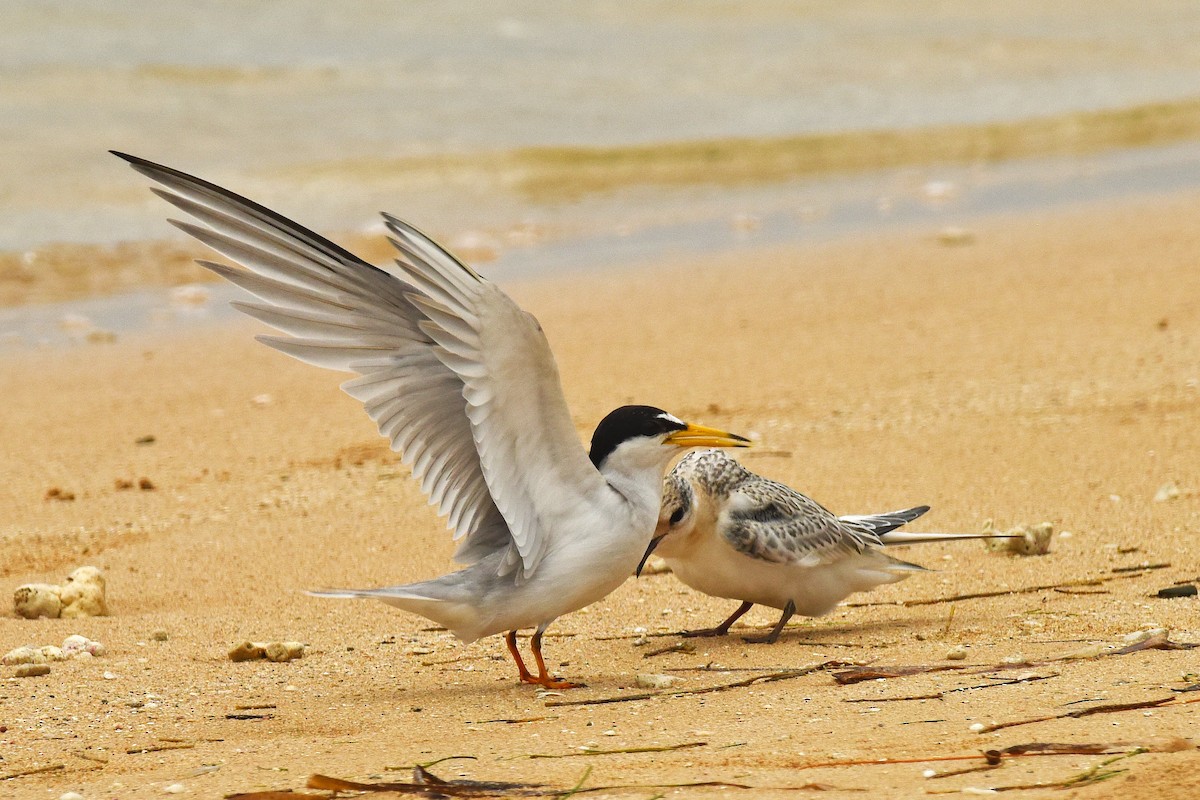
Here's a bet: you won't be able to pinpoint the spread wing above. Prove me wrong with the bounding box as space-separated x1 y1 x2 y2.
718 476 883 567
114 152 598 579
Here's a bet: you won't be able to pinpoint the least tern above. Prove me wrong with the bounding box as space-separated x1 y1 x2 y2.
115 152 749 688
639 450 1000 643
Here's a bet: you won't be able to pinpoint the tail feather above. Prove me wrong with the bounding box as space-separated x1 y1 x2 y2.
306 585 482 642
840 505 930 536
878 530 1020 546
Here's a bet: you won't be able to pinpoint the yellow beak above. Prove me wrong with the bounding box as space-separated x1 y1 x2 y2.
663 423 751 449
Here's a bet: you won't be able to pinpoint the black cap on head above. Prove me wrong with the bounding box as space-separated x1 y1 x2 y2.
588 405 686 468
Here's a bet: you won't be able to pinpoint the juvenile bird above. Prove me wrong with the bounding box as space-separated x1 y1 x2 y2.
639 450 1001 643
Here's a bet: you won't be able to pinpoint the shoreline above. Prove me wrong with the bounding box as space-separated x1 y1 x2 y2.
3 138 1200 319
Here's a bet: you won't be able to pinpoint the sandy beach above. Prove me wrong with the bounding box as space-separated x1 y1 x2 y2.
1 186 1198 799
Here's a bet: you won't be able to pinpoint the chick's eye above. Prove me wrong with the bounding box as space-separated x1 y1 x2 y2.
668 507 685 525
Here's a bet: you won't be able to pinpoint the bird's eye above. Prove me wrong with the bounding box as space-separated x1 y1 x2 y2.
668 507 685 525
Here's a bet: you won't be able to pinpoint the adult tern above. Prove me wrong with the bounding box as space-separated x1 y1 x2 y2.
115 152 749 687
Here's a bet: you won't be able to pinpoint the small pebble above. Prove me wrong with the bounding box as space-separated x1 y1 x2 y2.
162 783 185 794
59 793 85 800
15 664 51 678
13 583 62 619
1157 584 1197 599
945 646 968 661
969 722 987 733
229 640 304 662
1153 482 1181 502
922 769 937 778
635 673 685 689
152 630 170 642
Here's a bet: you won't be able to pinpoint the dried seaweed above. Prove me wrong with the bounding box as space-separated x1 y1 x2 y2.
833 664 964 685
525 741 706 759
127 743 196 755
544 661 838 707
843 672 1057 703
846 563 1171 608
0 763 64 781
307 771 544 796
978 696 1177 733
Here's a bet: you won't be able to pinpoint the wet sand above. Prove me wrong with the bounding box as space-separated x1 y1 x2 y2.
2 189 1200 798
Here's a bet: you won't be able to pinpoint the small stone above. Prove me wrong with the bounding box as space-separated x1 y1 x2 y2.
62 634 91 656
945 646 968 661
1157 584 1197 599
969 722 987 733
102 671 117 680
13 583 62 619
58 566 107 618
250 394 273 407
984 521 1053 556
59 793 85 800
152 630 170 642
15 664 51 677
228 641 266 662
162 783 185 794
1000 654 1027 665
635 673 685 689
922 769 937 778
407 646 435 655
3 645 42 666
1153 482 1181 502
264 641 304 662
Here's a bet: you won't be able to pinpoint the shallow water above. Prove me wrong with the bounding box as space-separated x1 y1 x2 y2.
4 1 1200 250
5 139 1198 349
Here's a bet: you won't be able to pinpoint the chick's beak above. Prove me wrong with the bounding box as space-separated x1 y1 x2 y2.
664 423 751 449
636 534 666 578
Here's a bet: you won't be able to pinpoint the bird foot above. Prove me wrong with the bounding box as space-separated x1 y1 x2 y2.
680 627 730 638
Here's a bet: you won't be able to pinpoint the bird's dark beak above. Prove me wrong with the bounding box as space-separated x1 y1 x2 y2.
663 423 751 449
636 534 666 578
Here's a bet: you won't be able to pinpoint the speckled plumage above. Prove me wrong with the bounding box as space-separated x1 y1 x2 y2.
652 450 995 643
661 450 927 568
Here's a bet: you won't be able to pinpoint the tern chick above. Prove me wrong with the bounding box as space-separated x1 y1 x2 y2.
640 450 1003 643
116 153 749 688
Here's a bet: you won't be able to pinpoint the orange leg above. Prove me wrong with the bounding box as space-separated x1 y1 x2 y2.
505 630 538 684
529 629 585 690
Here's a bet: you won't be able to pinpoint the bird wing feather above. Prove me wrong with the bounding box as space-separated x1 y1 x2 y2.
114 152 596 579
719 476 882 566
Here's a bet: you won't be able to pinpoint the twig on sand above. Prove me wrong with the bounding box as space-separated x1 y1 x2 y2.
843 672 1059 702
524 741 706 760
978 696 1177 734
544 661 839 707
0 763 65 781
127 743 196 755
845 563 1171 608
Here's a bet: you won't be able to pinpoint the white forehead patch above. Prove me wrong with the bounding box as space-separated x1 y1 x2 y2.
658 412 685 427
